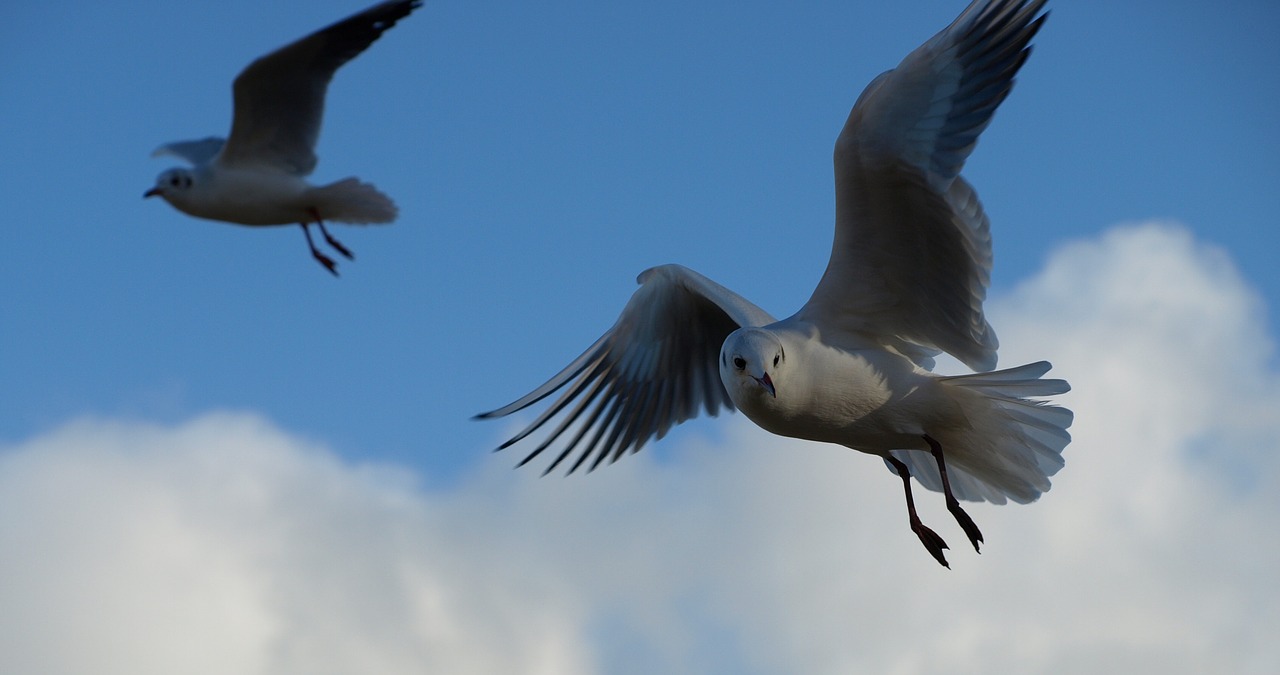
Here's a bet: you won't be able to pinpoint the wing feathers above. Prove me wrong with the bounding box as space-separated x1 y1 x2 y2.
799 0 1045 372
218 1 422 174
478 265 776 474
151 137 226 166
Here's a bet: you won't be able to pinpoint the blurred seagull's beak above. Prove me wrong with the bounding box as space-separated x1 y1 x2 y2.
143 187 162 199
756 373 776 398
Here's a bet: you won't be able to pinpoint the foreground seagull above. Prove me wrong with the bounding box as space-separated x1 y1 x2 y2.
144 0 423 276
479 0 1071 568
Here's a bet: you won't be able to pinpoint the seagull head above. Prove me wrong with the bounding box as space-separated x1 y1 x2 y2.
144 168 195 200
720 328 785 400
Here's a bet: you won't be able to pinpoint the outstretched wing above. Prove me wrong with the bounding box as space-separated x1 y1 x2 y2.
798 0 1047 371
151 137 226 166
478 264 776 475
217 0 422 175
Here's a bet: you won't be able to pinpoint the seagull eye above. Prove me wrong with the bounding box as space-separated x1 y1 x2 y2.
733 357 746 370
773 354 780 367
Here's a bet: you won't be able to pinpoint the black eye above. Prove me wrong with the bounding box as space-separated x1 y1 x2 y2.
733 357 746 370
773 354 780 367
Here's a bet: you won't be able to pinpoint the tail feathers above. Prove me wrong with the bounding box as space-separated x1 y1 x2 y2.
941 360 1070 397
886 361 1074 505
308 178 398 224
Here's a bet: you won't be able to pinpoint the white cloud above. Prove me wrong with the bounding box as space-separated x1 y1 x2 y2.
1 221 1277 674
0 417 596 675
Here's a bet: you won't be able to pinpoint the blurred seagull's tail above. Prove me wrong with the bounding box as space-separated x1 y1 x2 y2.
308 178 398 224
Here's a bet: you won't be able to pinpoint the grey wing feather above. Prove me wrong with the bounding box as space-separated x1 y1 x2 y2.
217 0 422 174
841 0 1048 187
477 264 776 475
798 0 1046 372
151 137 226 166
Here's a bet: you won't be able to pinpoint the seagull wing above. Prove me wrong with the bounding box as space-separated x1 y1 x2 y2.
151 137 226 166
797 0 1047 371
216 0 422 175
478 264 776 475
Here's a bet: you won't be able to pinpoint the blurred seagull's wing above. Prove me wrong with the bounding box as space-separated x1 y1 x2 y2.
216 0 422 175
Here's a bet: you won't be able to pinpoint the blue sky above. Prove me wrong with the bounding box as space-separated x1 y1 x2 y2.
2 1 1279 672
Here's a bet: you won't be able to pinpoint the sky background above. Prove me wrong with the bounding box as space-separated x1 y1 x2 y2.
1 1 1278 673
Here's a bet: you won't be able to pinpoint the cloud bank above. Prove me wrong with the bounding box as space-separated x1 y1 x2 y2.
1 222 1277 674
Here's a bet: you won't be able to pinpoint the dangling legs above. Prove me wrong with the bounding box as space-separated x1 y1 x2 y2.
299 222 338 276
887 456 950 568
309 208 354 261
924 434 984 553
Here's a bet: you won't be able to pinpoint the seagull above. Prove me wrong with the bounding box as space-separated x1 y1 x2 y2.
478 0 1071 568
144 0 423 276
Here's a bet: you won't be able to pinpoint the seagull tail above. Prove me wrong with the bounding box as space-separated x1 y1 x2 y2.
886 361 1074 505
308 178 398 224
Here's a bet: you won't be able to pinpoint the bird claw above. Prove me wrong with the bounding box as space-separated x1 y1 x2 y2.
313 252 339 276
325 234 354 260
948 501 984 553
912 518 950 569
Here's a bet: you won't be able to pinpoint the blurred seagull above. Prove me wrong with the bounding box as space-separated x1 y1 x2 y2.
144 0 423 276
478 0 1071 568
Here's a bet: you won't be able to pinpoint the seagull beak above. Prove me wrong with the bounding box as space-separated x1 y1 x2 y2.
755 373 776 398
143 187 162 199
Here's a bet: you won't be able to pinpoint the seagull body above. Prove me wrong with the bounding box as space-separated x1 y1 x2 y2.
480 0 1071 568
722 316 1069 505
727 322 947 451
144 0 423 275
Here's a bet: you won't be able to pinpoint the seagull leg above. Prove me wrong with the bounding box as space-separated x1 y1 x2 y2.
887 456 950 568
924 434 984 553
308 208 354 260
299 222 339 276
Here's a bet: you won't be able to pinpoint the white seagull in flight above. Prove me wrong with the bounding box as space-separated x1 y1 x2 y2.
479 0 1072 568
144 0 423 276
